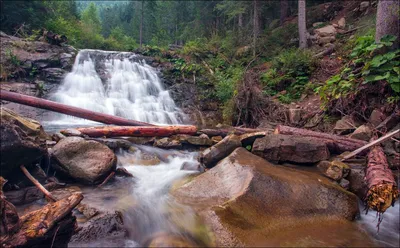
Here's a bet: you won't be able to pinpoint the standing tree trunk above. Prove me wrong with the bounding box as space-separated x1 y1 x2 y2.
140 0 144 48
375 0 399 48
280 0 289 25
238 12 243 29
253 0 259 57
298 0 307 49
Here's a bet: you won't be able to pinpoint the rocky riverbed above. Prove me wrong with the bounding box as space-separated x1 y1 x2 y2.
1 106 399 247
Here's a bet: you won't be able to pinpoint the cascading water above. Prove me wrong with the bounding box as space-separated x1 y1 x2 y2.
47 49 208 247
51 49 185 125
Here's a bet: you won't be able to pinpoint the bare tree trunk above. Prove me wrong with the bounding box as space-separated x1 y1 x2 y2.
375 0 399 48
298 0 307 49
238 12 243 29
280 0 289 25
253 0 259 57
140 0 144 48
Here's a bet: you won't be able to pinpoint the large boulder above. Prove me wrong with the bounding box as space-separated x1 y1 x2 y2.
252 134 330 163
173 148 372 247
51 137 117 184
0 107 48 177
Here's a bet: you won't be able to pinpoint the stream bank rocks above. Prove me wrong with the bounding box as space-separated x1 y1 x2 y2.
51 137 117 184
0 107 48 177
173 148 371 246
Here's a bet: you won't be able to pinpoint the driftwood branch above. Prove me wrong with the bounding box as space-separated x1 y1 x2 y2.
341 129 400 161
97 172 115 188
20 165 57 202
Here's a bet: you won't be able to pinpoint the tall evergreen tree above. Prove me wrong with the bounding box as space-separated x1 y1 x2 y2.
298 0 307 49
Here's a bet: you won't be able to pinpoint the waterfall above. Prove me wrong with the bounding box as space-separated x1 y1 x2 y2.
51 49 185 125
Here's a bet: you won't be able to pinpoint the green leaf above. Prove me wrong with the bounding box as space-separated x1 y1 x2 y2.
389 81 400 92
364 73 389 83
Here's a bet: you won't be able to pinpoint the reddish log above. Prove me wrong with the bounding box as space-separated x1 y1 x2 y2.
274 125 368 154
365 145 399 213
0 90 152 126
66 125 198 138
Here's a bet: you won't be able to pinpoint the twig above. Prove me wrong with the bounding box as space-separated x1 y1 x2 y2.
341 129 400 161
50 225 61 248
97 171 115 188
20 165 57 202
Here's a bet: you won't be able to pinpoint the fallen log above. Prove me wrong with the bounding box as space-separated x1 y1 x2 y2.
65 125 197 138
274 125 367 154
365 145 399 214
1 193 83 247
0 90 152 126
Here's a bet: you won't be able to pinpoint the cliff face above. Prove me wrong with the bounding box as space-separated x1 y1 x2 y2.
0 31 78 121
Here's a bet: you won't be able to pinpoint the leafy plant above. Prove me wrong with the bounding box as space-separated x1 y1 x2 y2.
318 35 400 108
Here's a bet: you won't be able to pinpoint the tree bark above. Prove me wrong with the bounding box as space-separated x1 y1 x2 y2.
238 12 243 29
253 0 259 57
365 145 399 213
199 127 272 138
0 90 153 126
274 125 367 154
298 0 307 49
375 0 399 47
67 125 198 138
280 0 289 25
140 0 144 48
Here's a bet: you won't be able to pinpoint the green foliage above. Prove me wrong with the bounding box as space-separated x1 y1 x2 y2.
214 67 243 103
6 49 20 66
318 35 400 108
261 49 315 103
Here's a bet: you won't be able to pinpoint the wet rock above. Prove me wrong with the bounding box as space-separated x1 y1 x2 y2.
199 134 241 168
180 161 205 172
315 25 337 37
339 178 350 190
186 135 213 146
347 167 368 199
144 232 198 247
319 36 336 45
211 136 223 144
252 134 330 164
40 67 66 83
6 164 48 189
0 107 48 177
174 148 366 246
4 182 60 206
51 137 117 184
324 161 350 181
349 125 372 141
70 211 126 246
118 149 161 166
61 128 83 137
126 137 155 145
288 108 304 124
52 132 66 142
154 137 182 149
337 17 346 28
369 109 386 127
86 138 132 151
334 115 358 135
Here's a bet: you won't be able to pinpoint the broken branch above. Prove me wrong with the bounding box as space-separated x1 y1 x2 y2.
20 165 57 202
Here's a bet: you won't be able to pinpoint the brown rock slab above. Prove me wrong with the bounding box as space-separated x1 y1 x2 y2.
349 125 372 141
173 148 370 247
252 134 330 163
